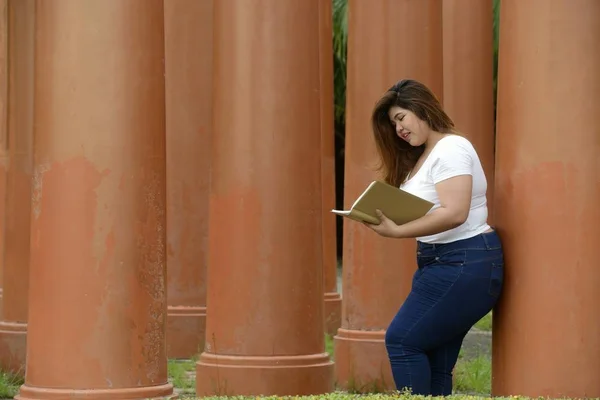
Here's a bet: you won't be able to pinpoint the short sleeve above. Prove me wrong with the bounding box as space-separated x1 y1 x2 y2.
430 136 474 184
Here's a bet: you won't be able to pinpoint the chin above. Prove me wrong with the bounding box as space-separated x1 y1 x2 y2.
408 137 425 147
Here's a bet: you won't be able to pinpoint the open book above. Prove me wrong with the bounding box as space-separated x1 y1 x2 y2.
331 180 434 225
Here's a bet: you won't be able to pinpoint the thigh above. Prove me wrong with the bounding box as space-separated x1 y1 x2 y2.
387 260 495 352
386 263 464 350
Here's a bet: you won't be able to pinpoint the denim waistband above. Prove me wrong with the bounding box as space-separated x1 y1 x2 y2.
417 230 502 254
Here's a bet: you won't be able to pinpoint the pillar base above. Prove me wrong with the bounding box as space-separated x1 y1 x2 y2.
15 383 176 400
166 305 206 359
196 352 334 396
324 292 342 336
334 328 394 393
0 321 27 376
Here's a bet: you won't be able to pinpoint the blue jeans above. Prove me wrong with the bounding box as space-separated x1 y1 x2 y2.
385 230 504 396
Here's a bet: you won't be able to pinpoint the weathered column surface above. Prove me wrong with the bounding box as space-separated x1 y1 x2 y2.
335 0 443 392
196 0 334 396
0 0 8 317
0 0 34 375
164 0 212 360
319 0 342 337
17 1 173 399
442 0 495 223
492 1 600 398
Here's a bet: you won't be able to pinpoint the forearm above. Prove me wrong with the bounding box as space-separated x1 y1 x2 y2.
391 207 465 239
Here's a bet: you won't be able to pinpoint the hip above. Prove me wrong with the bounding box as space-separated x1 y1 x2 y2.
416 229 503 270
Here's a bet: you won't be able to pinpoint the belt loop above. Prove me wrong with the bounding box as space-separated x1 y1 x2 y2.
482 232 490 250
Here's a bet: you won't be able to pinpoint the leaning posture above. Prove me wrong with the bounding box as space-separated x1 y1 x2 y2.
365 79 504 396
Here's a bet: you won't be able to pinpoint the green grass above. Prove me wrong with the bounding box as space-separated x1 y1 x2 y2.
474 312 493 331
454 352 492 395
0 371 24 398
199 395 529 400
455 312 493 394
168 359 196 394
326 333 335 358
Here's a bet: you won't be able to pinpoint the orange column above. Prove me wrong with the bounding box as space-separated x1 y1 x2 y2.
442 0 495 223
195 0 333 396
164 0 212 360
0 0 34 375
0 0 7 317
319 0 342 337
334 0 443 392
17 2 174 400
492 1 600 398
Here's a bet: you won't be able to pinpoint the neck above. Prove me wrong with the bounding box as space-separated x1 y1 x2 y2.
425 130 447 149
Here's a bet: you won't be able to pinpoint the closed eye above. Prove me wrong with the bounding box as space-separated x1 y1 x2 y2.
393 112 405 122
389 113 405 126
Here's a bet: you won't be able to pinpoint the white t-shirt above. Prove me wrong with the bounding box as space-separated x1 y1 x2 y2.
400 134 490 244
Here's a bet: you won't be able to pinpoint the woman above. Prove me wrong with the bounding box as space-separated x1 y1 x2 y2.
364 79 504 396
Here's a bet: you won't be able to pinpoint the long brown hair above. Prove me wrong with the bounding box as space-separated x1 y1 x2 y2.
371 79 455 187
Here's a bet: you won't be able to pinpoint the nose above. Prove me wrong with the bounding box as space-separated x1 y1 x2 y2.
395 125 403 134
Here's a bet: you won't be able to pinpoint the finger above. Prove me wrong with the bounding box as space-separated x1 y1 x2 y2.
375 209 386 220
363 222 377 231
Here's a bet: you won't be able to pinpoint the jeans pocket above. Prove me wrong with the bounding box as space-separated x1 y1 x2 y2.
435 249 467 267
488 262 504 298
417 254 436 269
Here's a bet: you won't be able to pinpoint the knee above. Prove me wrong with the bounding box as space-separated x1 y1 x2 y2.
385 322 424 362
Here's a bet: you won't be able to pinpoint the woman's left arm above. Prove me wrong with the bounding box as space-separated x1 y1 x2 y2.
365 174 472 238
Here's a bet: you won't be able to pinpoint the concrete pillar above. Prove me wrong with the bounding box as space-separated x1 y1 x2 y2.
442 0 495 223
0 0 7 317
195 0 334 396
164 0 212 360
319 0 342 337
17 2 174 399
335 0 443 392
492 1 600 398
0 0 34 375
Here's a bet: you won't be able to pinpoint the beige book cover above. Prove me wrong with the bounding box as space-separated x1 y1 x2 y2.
331 180 434 225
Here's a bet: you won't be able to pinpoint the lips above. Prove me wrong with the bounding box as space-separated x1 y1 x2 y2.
398 129 411 141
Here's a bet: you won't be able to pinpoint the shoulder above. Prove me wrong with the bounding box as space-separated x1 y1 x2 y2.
435 134 475 154
428 134 475 182
430 134 477 164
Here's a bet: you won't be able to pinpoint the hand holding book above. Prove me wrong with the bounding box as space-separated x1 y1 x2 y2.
362 208 404 238
331 180 434 226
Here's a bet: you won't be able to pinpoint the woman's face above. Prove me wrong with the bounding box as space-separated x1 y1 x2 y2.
388 105 430 147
